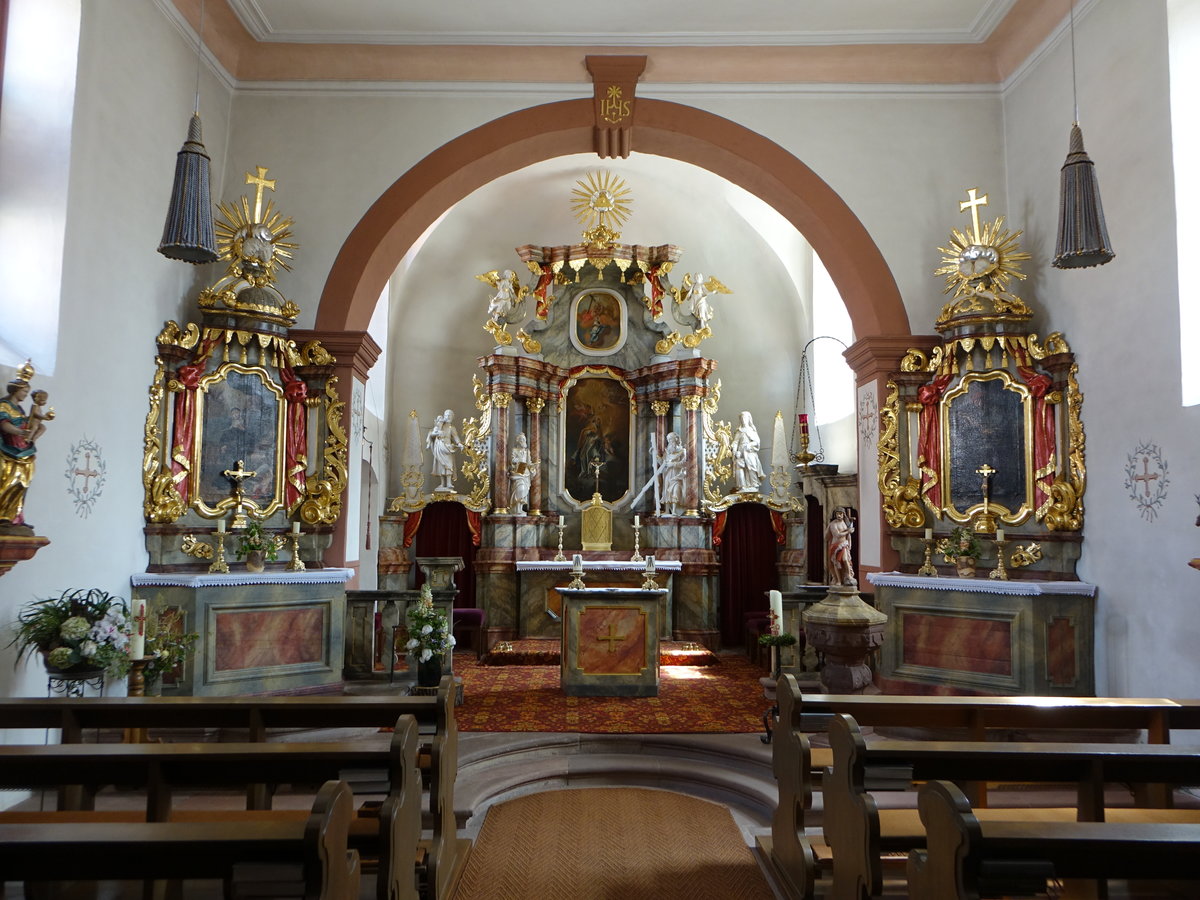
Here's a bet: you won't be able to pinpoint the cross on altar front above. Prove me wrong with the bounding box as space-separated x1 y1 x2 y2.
960 188 989 244
246 166 276 221
1133 457 1160 496
73 451 100 494
597 623 626 652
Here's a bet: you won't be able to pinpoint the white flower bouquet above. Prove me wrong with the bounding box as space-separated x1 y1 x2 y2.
404 584 455 663
9 588 131 675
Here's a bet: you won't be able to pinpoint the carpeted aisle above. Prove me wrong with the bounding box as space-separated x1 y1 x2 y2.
453 652 768 733
451 788 776 900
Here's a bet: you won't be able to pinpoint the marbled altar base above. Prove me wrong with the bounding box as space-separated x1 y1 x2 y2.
560 587 664 697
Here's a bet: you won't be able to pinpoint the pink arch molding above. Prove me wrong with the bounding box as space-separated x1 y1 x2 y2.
315 98 909 338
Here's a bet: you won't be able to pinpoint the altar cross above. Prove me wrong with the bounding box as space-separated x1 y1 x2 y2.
597 623 626 653
1133 456 1160 496
73 451 101 494
960 188 989 244
590 456 604 495
977 462 996 505
246 166 276 221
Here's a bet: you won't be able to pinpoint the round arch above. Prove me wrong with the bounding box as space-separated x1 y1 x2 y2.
315 98 909 338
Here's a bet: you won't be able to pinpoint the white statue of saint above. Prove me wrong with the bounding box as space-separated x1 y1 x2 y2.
733 410 764 492
426 409 463 493
684 272 714 328
509 432 532 516
487 269 519 321
658 431 687 516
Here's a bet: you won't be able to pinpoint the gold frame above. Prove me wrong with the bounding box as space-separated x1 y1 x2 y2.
558 366 635 508
938 370 1035 526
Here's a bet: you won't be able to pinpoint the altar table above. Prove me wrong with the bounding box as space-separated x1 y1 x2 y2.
559 587 665 697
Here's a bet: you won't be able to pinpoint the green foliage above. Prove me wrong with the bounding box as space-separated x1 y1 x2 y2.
404 584 455 662
8 588 130 675
937 525 984 562
142 607 200 685
758 632 798 647
236 519 281 561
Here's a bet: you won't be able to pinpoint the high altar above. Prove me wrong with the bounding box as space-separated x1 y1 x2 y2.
137 168 349 696
870 189 1094 695
378 173 808 652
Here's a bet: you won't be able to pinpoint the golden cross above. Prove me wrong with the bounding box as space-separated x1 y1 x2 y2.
223 459 257 485
959 188 989 244
975 463 996 480
976 463 996 507
597 623 626 653
245 166 276 221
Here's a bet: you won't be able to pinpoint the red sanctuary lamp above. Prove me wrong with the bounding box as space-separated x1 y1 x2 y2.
795 414 816 468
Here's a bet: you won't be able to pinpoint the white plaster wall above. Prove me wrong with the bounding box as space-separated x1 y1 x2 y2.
0 0 233 716
1003 0 1200 697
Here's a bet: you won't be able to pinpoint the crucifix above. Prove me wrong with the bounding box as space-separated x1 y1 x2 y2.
590 456 604 497
597 623 626 653
975 462 998 533
73 451 101 495
245 166 276 221
223 459 257 529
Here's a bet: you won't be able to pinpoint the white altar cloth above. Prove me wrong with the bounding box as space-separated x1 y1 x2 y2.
515 559 682 572
131 568 355 588
866 571 1096 597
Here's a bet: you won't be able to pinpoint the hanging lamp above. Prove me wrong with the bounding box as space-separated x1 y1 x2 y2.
1052 0 1114 269
158 0 218 264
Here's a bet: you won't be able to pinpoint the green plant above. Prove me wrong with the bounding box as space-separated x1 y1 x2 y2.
8 588 130 675
142 607 199 685
758 632 798 648
404 584 455 662
938 526 984 562
236 519 281 561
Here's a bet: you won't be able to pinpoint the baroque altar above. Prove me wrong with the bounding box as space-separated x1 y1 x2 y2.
137 168 350 695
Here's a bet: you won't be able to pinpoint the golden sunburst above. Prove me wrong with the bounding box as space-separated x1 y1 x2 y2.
214 169 298 287
570 170 633 244
934 189 1030 299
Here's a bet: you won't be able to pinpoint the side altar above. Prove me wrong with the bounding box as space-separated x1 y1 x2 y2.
137 168 349 696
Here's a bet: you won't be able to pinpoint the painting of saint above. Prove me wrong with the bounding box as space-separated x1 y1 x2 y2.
198 369 282 507
564 376 631 503
946 375 1029 516
572 290 625 354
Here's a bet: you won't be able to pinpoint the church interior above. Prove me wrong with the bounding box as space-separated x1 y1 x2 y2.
2 0 1200 897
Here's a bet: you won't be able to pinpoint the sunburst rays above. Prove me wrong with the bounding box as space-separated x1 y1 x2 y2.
570 170 633 231
935 217 1030 298
214 195 297 280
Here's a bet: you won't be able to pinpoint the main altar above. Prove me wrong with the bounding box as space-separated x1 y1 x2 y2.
376 172 809 654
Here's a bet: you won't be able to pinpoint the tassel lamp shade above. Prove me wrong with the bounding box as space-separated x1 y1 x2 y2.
1052 123 1115 269
157 113 218 264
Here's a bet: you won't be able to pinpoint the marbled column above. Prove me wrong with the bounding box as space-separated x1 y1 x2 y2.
681 395 702 516
527 397 545 516
492 392 512 514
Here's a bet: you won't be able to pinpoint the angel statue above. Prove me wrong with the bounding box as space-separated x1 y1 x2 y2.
0 361 54 526
680 272 731 330
477 269 523 321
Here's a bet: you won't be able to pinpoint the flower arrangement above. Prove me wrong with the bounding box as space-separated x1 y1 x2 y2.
404 584 455 663
9 588 130 675
141 607 199 687
236 519 282 562
937 526 984 563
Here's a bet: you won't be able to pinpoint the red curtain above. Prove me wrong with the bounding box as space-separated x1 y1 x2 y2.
280 366 308 510
717 503 780 647
413 501 477 608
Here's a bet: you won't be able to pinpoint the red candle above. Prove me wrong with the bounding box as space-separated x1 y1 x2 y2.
798 413 809 436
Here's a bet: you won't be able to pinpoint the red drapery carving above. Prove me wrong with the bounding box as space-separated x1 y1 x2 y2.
769 510 786 545
644 264 667 318
169 361 205 503
402 510 422 548
1016 365 1056 516
717 504 779 647
533 263 555 319
711 510 727 546
917 373 954 510
280 366 308 510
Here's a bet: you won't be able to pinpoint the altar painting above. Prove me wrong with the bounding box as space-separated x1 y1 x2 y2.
570 289 627 355
563 375 631 503
942 373 1033 520
197 367 284 508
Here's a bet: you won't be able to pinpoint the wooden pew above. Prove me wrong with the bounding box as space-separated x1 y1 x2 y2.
909 780 1200 899
0 778 360 900
824 712 1200 900
0 715 425 900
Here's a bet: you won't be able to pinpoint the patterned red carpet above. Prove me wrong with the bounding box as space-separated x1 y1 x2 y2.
452 787 776 900
480 638 719 667
452 651 769 733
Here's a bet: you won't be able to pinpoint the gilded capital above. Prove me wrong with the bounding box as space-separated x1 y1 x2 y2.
492 392 512 409
650 400 670 417
526 397 546 414
681 396 702 411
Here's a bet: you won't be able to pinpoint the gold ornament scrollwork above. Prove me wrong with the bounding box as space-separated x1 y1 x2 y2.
655 332 682 355
516 330 541 354
484 319 513 346
877 380 925 529
460 401 492 510
181 534 214 560
298 340 336 366
1044 363 1086 532
156 321 200 350
143 357 186 523
298 376 349 526
900 349 929 373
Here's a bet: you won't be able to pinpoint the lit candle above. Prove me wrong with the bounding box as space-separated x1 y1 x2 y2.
559 515 565 527
924 528 933 540
129 598 146 660
216 519 225 533
996 528 1005 542
633 514 640 527
292 521 301 535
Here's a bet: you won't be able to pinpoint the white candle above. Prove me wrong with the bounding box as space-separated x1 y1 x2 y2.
129 598 146 660
769 589 784 630
924 528 933 540
216 519 225 533
292 521 301 535
559 515 565 527
572 553 582 570
996 528 1005 542
633 514 639 527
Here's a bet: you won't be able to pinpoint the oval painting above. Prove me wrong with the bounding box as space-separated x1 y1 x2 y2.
570 289 627 356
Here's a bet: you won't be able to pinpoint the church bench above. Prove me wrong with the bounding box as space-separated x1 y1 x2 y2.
908 779 1200 899
824 712 1200 900
0 713 454 900
0 778 360 900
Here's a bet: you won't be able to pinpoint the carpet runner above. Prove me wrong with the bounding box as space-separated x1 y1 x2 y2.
452 787 776 900
480 638 718 667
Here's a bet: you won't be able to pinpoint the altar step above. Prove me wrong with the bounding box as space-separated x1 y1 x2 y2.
479 639 718 667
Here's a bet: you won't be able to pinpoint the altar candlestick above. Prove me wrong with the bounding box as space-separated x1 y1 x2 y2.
129 598 147 660
291 521 301 535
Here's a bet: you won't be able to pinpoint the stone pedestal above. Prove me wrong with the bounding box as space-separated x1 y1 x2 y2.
560 587 663 697
417 556 463 592
802 585 888 694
